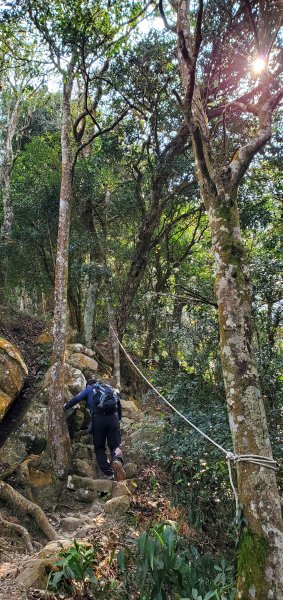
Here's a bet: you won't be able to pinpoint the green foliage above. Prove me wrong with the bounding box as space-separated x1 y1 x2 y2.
136 367 235 551
8 131 60 296
118 521 236 600
133 521 189 599
46 540 98 596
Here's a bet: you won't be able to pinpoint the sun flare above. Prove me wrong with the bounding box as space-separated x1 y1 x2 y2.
252 56 266 74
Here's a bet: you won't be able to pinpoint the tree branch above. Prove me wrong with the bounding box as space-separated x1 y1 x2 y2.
208 91 260 119
158 0 176 32
176 283 217 307
187 0 203 110
244 0 260 52
72 109 128 172
228 90 283 188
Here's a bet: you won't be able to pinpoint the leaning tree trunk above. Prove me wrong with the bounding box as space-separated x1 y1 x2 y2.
190 102 283 600
49 72 74 479
172 2 283 594
117 124 189 339
117 202 161 339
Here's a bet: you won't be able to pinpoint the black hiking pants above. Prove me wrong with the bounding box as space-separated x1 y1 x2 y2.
92 412 123 476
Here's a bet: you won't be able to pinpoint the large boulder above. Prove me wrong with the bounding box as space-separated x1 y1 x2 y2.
60 517 81 532
38 363 86 404
0 337 28 421
72 458 95 478
17 452 63 509
65 343 96 358
67 352 98 380
67 474 114 495
0 342 98 469
120 398 143 421
37 344 99 406
112 481 133 498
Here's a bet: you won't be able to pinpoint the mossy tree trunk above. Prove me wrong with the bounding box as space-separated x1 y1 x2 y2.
205 185 283 599
170 1 283 597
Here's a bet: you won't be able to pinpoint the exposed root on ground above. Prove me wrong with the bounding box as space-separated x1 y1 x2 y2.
0 481 57 541
0 462 20 481
0 516 33 552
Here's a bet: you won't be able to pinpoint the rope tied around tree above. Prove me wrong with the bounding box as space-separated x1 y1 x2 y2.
109 326 278 515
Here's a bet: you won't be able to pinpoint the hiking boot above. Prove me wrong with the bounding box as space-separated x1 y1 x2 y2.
112 460 126 482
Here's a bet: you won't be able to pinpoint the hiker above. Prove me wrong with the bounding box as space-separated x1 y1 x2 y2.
64 379 126 481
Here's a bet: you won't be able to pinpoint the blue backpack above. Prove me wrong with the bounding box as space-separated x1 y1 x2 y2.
92 382 119 414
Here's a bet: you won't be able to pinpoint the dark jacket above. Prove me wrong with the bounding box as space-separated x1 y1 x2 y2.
64 384 122 419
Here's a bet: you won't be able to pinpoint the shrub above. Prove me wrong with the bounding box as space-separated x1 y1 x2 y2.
117 521 236 600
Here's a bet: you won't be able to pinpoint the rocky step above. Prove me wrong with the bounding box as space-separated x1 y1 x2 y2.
16 487 135 591
67 462 138 503
67 475 137 503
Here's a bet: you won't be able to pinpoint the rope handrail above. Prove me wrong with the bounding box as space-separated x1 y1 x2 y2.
109 325 278 513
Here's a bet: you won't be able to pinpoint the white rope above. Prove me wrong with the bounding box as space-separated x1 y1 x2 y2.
117 334 229 455
234 455 277 471
110 326 277 511
227 456 239 515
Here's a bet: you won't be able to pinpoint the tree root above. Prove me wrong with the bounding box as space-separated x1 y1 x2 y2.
0 481 57 541
0 462 21 481
17 461 35 502
0 515 34 552
0 455 45 482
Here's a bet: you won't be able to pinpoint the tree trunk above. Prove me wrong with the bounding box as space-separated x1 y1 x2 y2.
143 310 158 358
189 92 283 599
117 124 189 338
0 164 13 301
206 189 283 598
84 281 98 348
0 100 19 303
107 300 121 389
118 202 161 338
49 71 74 479
80 195 104 348
168 299 184 366
143 273 165 358
172 2 283 594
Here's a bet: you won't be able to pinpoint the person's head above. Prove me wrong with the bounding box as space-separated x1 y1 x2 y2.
86 378 97 387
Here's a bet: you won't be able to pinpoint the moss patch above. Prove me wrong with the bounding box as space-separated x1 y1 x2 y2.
237 529 268 598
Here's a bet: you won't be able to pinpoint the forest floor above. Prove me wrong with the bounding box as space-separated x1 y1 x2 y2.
0 310 206 599
0 436 200 600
